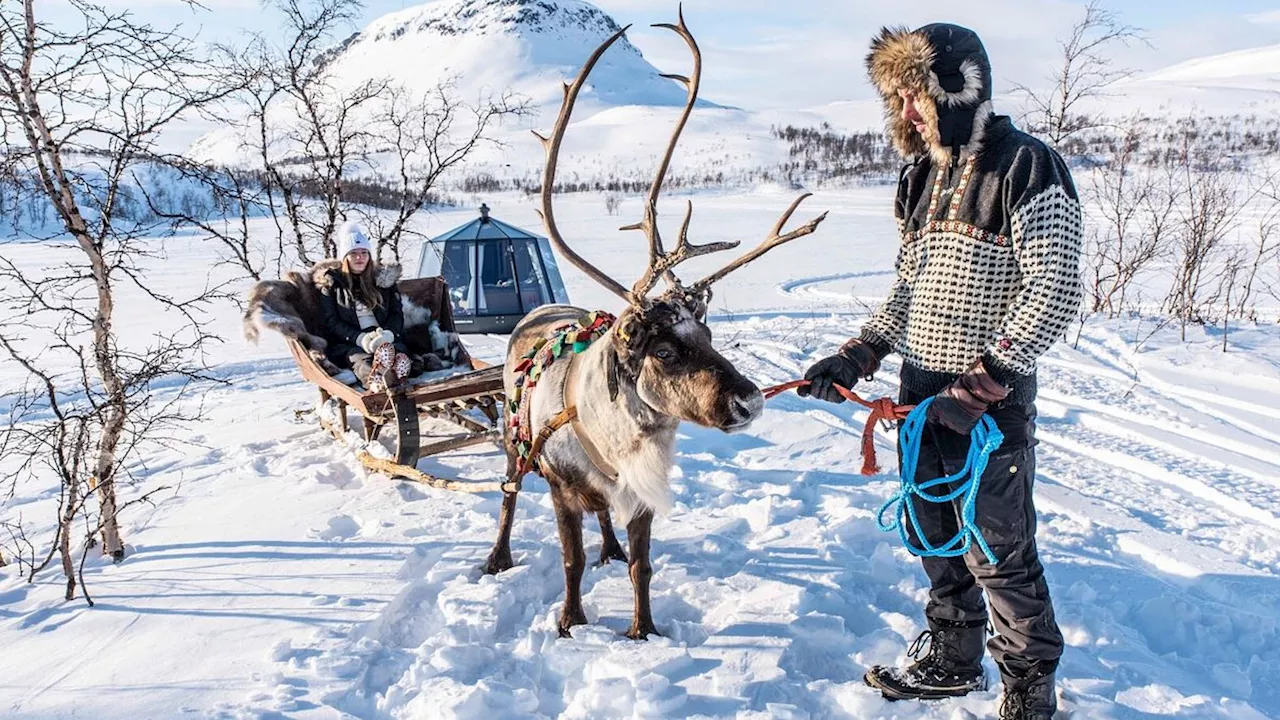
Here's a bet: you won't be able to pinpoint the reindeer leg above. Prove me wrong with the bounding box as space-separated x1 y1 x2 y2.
595 510 628 566
624 510 658 640
482 490 518 575
483 449 521 575
551 483 588 637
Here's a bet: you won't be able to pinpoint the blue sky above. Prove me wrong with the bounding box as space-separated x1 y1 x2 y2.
73 0 1280 109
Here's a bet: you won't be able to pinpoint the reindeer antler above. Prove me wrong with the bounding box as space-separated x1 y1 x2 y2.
688 193 829 295
622 7 740 301
535 26 633 303
537 7 826 309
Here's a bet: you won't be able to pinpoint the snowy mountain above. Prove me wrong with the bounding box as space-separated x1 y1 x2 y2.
317 0 695 110
190 0 788 184
1139 43 1280 91
191 1 1280 190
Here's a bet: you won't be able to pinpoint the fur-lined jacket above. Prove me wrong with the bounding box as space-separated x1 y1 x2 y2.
856 23 1084 405
313 259 407 362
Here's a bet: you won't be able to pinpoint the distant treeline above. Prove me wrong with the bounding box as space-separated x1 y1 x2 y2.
1060 114 1280 168
771 123 901 183
0 157 457 234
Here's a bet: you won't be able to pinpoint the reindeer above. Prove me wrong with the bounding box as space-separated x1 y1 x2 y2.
481 10 827 640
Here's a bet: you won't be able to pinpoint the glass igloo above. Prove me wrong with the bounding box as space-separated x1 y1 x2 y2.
415 204 570 334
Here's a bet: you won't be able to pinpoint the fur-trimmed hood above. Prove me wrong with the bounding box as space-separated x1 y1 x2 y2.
312 259 403 294
866 23 994 165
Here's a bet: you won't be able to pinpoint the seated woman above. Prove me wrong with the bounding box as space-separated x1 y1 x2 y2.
318 221 413 392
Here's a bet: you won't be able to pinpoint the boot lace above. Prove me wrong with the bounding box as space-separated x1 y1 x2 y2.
906 629 935 661
1000 679 1052 719
999 689 1027 719
907 628 962 668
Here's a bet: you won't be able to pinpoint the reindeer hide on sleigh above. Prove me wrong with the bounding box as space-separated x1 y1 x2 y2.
242 260 465 378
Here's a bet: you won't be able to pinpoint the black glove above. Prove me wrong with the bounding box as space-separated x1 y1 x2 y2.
799 339 881 404
927 357 1010 434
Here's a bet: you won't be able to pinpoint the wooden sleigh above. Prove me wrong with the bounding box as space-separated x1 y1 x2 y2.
288 276 507 492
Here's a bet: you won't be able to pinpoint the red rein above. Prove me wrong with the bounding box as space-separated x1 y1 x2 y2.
761 380 915 476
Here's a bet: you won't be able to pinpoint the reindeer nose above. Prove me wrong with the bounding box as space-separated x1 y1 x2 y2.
731 389 764 423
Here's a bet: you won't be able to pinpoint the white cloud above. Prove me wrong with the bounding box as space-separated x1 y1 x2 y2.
1248 9 1280 24
596 0 1085 109
589 0 1280 110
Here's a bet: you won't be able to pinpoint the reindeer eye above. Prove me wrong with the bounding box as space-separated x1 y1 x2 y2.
652 346 675 361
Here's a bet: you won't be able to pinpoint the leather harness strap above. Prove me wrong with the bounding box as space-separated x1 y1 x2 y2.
505 404 576 492
502 352 619 493
564 353 620 480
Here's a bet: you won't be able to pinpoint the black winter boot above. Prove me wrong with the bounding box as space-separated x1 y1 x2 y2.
864 618 988 700
998 667 1057 719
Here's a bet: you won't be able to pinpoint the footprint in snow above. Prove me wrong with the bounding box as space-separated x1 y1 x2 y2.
314 514 362 541
311 465 360 489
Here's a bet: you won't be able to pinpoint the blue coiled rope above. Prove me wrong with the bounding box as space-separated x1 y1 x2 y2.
875 396 1004 564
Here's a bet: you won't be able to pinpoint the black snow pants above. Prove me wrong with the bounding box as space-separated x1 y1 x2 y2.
897 387 1064 678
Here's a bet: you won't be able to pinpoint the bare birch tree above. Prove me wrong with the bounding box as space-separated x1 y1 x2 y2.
1233 179 1280 320
197 0 526 270
1012 0 1145 149
1160 133 1253 339
0 0 233 575
354 81 526 263
1083 118 1170 316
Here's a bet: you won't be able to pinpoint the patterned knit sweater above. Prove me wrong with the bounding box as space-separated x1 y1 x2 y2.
859 115 1084 405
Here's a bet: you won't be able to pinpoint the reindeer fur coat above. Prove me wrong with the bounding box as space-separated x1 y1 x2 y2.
243 260 456 375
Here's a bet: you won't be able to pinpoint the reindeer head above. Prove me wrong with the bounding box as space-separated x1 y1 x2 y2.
535 7 827 433
602 295 756 431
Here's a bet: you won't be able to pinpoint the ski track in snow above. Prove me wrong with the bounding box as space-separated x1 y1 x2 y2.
5 244 1280 718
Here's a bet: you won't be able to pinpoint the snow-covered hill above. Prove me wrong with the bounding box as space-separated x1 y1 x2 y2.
1140 44 1280 91
1083 43 1280 117
190 1 1280 192
188 0 864 188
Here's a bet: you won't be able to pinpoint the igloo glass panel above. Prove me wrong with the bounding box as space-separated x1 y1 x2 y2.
512 239 552 311
440 240 476 317
476 240 521 316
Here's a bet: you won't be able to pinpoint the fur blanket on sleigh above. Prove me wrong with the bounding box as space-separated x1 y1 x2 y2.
242 260 464 378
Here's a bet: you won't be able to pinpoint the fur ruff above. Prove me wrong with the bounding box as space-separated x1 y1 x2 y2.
243 261 460 373
311 259 402 294
866 26 993 165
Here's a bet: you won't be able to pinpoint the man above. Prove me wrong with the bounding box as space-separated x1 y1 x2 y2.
800 23 1083 720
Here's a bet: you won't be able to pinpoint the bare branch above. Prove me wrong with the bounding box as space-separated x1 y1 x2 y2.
1011 0 1147 148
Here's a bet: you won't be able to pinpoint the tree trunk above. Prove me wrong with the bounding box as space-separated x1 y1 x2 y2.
89 247 127 560
14 0 125 558
60 475 78 600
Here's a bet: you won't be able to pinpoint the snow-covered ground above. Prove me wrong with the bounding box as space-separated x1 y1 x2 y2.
3 188 1280 719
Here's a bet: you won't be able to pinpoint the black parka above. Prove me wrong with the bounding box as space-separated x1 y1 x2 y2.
313 260 407 364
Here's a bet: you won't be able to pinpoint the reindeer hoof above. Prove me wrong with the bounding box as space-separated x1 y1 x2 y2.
481 549 514 575
595 544 628 567
558 608 588 637
625 622 659 640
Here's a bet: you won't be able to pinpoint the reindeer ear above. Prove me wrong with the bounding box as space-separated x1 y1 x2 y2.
694 288 712 321
607 347 621 402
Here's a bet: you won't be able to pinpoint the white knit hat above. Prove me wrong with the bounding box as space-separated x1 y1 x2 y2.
337 220 372 259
